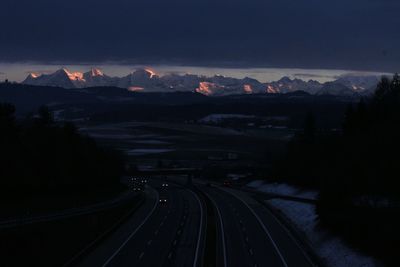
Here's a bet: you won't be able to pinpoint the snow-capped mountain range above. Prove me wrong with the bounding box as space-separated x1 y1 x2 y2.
22 68 382 96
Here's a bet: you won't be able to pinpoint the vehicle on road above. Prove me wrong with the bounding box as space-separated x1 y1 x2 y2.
159 198 168 204
133 186 142 191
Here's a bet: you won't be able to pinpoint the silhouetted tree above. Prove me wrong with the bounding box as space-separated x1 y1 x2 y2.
0 104 125 203
374 76 391 103
343 104 354 134
0 103 16 134
37 105 54 126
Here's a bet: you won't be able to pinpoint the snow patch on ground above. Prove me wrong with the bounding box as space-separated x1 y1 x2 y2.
267 199 382 267
247 180 265 188
247 180 318 200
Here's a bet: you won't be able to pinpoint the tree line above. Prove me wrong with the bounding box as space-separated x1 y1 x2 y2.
273 74 400 264
0 104 125 199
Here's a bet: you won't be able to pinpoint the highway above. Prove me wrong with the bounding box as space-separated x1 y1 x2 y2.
77 180 315 267
199 185 314 267
78 180 205 267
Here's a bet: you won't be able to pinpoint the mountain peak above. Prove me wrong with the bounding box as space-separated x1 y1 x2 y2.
278 76 293 83
28 73 40 79
132 68 157 79
89 68 104 77
54 68 69 75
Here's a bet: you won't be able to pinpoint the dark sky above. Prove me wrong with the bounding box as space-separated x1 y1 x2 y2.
1 0 399 72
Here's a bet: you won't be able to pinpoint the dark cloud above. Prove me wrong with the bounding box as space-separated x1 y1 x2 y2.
1 0 399 72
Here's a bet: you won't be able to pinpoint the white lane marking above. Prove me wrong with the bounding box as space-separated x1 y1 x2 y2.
203 191 227 267
221 188 289 267
249 248 254 255
139 252 145 260
261 202 316 266
187 190 204 267
102 191 159 267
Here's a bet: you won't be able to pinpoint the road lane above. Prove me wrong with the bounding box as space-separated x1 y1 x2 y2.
78 181 205 267
201 185 314 267
221 188 315 267
104 184 181 266
77 186 159 267
202 189 227 267
201 186 282 267
78 179 313 267
171 188 205 267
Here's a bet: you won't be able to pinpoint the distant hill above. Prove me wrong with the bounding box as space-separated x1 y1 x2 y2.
0 82 356 129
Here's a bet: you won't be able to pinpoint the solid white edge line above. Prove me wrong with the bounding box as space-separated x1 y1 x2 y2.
261 202 316 267
187 189 204 267
102 189 159 267
221 188 289 267
202 190 227 267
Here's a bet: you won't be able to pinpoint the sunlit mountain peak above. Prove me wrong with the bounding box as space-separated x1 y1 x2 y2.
89 68 104 77
28 73 41 79
144 68 157 78
55 68 85 81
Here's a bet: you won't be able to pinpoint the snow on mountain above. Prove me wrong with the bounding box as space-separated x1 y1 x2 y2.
22 68 384 96
194 75 266 96
160 73 201 91
316 82 355 96
195 82 220 96
265 77 323 94
333 74 381 91
82 68 116 87
23 69 77 88
264 75 382 96
117 69 168 92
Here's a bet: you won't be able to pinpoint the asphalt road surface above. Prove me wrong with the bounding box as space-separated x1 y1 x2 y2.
77 180 314 267
78 180 205 267
199 185 314 267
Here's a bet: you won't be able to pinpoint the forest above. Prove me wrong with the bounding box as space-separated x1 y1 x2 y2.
274 74 400 264
0 104 125 207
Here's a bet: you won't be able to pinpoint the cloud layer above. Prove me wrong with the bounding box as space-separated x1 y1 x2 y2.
1 0 399 71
